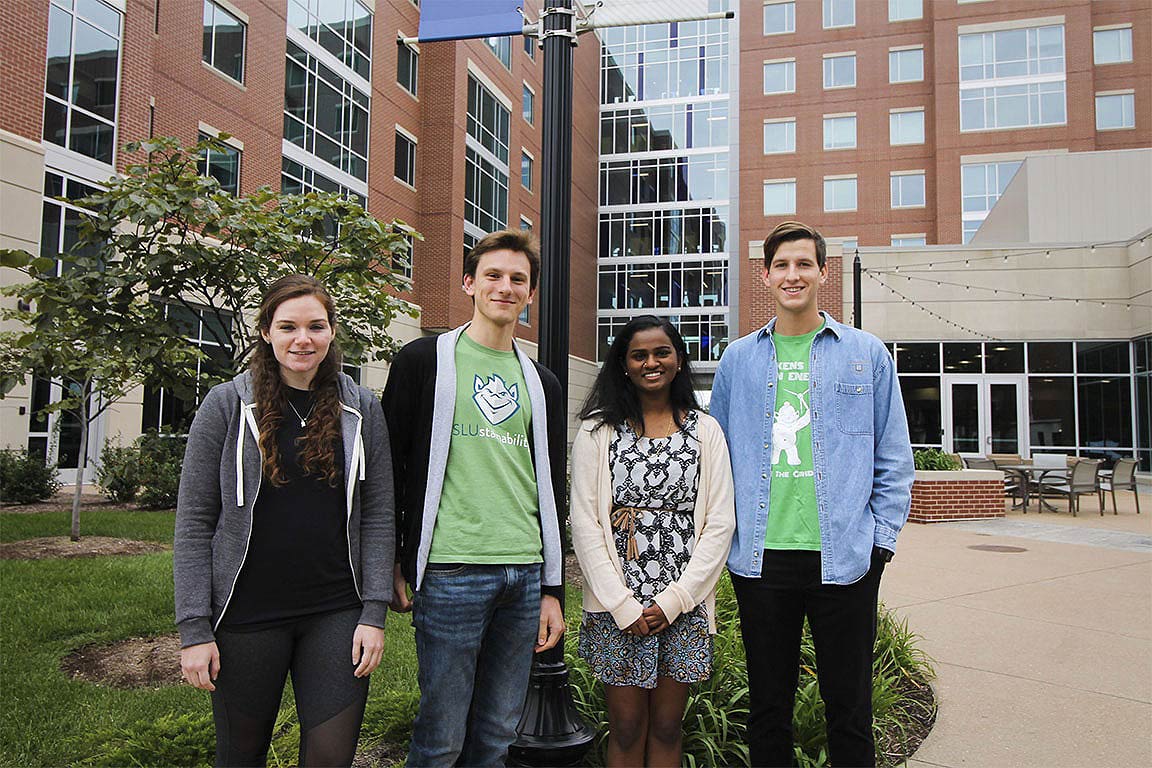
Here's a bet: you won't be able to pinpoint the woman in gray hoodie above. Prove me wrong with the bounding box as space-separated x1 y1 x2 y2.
174 275 395 767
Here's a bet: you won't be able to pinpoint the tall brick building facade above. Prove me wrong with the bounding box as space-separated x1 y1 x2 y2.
0 0 600 477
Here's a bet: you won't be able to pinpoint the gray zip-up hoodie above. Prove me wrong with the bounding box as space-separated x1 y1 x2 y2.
174 371 394 648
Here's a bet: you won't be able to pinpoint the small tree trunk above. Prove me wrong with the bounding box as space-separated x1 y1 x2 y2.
70 393 89 542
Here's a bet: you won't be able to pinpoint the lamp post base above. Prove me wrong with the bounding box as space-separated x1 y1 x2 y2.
509 657 595 767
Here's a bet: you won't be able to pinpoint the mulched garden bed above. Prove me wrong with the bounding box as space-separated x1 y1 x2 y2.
62 635 183 689
0 536 169 560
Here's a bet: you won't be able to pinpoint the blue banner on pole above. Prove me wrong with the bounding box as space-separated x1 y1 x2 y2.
418 0 524 42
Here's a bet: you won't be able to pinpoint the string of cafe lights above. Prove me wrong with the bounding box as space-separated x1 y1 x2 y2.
865 271 998 340
867 270 1152 311
857 232 1150 273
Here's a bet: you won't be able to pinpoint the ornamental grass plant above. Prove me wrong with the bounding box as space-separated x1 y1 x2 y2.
567 573 936 768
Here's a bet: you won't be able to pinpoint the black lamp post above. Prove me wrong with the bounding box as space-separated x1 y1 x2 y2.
509 1 595 765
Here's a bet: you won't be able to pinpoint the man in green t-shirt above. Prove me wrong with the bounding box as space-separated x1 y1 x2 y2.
711 221 914 767
381 230 567 767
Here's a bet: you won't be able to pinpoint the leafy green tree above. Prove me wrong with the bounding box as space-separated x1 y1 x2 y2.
0 136 418 538
0 249 199 539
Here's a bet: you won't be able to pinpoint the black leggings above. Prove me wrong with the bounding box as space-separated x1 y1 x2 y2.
211 608 369 767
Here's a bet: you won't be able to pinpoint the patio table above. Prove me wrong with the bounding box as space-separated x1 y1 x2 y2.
1002 465 1068 512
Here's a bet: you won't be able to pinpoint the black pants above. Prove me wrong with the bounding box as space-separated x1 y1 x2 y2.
211 607 369 767
731 549 885 768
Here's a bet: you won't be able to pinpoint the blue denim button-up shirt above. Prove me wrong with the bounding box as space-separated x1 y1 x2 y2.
711 312 913 585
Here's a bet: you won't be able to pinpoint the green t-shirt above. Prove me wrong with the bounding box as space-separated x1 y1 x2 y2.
764 323 823 551
429 333 543 564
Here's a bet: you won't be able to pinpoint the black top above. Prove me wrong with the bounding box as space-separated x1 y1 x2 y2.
380 334 568 600
219 386 360 630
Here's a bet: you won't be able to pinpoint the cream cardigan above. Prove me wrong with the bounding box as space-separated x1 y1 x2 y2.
570 412 736 634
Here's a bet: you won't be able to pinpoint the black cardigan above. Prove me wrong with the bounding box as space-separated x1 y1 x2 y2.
380 334 567 600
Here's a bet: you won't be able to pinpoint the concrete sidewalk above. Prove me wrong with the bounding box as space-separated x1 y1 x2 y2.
884 494 1151 767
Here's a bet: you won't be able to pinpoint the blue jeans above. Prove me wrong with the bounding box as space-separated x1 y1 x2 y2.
407 563 542 767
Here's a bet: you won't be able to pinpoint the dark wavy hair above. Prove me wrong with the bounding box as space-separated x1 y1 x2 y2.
250 274 343 487
579 315 699 433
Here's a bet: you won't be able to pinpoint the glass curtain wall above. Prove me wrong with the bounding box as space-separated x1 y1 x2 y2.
890 340 1142 468
597 4 732 367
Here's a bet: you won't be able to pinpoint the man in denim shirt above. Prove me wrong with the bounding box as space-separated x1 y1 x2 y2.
711 221 913 767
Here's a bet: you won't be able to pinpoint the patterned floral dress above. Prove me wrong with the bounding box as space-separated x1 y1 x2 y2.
578 410 713 688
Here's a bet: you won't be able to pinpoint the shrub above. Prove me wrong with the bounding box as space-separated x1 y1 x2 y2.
913 448 962 471
0 448 62 503
136 431 187 509
568 574 935 768
95 438 142 503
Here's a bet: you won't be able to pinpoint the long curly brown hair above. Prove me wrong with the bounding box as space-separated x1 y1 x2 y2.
250 275 343 487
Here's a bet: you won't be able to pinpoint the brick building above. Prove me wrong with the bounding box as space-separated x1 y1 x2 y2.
0 0 600 481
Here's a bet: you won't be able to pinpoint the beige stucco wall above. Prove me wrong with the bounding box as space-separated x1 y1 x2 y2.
842 241 1148 342
975 149 1152 245
0 130 47 450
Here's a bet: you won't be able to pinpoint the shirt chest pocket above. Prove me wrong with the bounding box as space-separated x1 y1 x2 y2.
834 381 874 435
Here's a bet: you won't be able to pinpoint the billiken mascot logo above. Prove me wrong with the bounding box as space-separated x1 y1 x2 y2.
473 374 520 425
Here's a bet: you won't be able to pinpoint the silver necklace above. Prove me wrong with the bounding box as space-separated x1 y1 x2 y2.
286 395 316 428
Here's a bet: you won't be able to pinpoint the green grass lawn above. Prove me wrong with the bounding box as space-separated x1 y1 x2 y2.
0 508 176 543
0 510 579 767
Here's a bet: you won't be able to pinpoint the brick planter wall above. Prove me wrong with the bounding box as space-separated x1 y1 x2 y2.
909 470 1006 523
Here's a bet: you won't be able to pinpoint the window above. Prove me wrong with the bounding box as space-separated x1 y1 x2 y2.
961 160 1021 242
485 36 511 69
40 170 100 277
823 0 854 29
467 76 510 164
1093 27 1133 65
764 59 795 94
520 216 532 231
600 153 728 206
837 237 858 253
1096 92 1136 130
521 151 533 191
465 76 510 236
524 33 536 59
522 84 535 124
764 1 795 35
287 0 372 80
763 180 796 215
389 227 413 280
889 0 921 22
823 54 856 89
889 47 924 83
600 18 729 103
599 207 730 258
143 304 233 433
763 118 796 154
198 132 240 195
959 24 1066 131
281 157 365 207
891 171 925 208
890 108 925 145
823 115 856 150
202 1 245 83
397 40 418 96
394 129 416 186
284 41 370 181
43 0 122 164
892 235 926 246
824 176 857 212
599 101 727 154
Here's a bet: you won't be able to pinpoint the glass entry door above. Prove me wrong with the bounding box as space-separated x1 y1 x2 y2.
25 375 100 485
943 375 1026 457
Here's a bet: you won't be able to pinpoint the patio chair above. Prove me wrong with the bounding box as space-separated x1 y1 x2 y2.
1099 458 1141 515
1039 458 1103 516
965 457 1025 507
1031 453 1069 469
